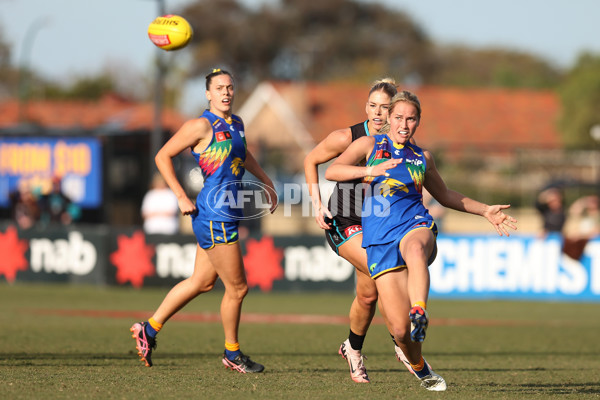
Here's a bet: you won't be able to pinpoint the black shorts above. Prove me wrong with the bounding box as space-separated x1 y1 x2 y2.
324 216 363 255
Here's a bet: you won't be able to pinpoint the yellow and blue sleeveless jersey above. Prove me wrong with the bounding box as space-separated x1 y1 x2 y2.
191 109 247 222
361 134 432 247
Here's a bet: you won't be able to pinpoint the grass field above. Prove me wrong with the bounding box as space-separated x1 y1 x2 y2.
1 283 599 399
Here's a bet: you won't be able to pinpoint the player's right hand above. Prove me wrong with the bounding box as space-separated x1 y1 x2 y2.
315 204 333 230
372 158 402 177
178 197 197 216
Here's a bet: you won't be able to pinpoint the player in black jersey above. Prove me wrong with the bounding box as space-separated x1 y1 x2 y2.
304 78 406 383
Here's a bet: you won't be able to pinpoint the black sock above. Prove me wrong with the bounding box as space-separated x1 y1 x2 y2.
348 330 366 351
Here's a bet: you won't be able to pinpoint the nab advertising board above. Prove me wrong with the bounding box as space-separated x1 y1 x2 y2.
0 137 102 207
1 223 599 302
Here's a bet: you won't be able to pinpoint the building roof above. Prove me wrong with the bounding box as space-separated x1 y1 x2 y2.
0 83 564 155
0 94 187 134
240 81 563 159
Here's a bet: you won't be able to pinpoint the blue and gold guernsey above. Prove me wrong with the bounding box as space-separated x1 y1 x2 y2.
191 109 247 222
361 134 433 248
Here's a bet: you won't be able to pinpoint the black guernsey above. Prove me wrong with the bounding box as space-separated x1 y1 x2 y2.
326 121 368 226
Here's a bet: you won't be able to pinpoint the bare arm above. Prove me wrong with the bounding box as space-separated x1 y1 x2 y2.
325 136 401 182
423 150 517 236
303 128 352 229
244 149 278 213
155 118 212 216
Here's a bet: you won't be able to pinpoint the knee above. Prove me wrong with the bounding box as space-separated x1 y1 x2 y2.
404 241 430 263
226 282 248 302
191 278 216 295
356 288 378 309
391 324 411 345
199 280 216 294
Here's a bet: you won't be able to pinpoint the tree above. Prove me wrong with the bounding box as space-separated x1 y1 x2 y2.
180 0 562 90
41 75 115 100
557 53 600 148
0 23 18 99
430 45 561 89
181 0 434 85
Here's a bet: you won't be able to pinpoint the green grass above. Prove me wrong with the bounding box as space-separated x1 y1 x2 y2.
1 283 600 399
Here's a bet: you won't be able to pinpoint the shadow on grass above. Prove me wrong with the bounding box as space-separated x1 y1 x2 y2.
0 352 218 367
488 382 600 395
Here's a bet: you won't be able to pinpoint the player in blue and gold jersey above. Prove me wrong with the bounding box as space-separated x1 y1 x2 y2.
326 90 517 391
305 78 418 383
130 69 277 373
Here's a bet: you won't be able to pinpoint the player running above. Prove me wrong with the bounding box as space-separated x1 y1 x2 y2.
305 78 415 383
326 90 517 391
130 68 277 373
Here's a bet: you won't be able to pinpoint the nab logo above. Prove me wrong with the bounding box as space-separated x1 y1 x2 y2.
215 131 232 142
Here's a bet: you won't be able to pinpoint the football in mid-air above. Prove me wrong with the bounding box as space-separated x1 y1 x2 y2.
147 14 193 51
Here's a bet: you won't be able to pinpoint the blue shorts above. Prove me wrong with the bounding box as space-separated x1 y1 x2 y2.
366 220 438 279
191 217 239 249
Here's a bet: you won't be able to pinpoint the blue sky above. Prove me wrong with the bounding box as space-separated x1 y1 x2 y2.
0 0 600 78
1 0 598 79
0 0 598 114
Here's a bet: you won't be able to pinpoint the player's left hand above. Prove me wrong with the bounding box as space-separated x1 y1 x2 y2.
484 204 518 236
265 184 279 214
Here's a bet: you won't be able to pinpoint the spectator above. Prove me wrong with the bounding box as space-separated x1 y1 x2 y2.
535 187 566 236
536 186 599 260
568 194 600 238
38 176 80 226
141 172 180 234
562 194 600 259
9 180 41 229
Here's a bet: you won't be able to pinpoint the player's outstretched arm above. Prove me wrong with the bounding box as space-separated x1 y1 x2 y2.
424 150 518 236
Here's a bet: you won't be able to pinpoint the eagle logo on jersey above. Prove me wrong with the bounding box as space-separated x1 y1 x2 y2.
230 157 244 176
379 178 409 197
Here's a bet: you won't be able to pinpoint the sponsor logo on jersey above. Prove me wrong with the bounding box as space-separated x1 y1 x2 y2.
375 149 391 159
406 158 423 166
215 131 232 142
344 225 362 237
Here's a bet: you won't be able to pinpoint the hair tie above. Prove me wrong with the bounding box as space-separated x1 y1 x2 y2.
212 68 221 73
